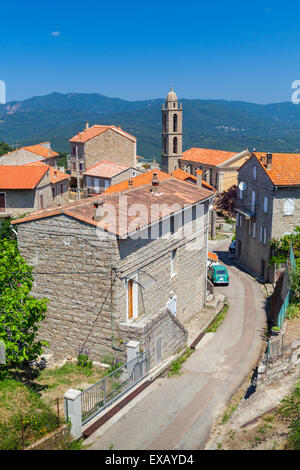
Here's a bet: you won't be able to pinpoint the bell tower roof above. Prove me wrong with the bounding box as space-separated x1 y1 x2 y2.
166 87 178 102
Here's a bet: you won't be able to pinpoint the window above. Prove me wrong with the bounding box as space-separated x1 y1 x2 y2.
170 249 177 277
248 220 252 235
104 179 110 190
60 184 63 195
40 194 44 210
253 166 257 179
173 137 177 154
251 190 256 213
163 113 166 132
87 176 92 188
0 193 6 211
260 226 267 244
52 187 55 199
264 196 268 214
173 114 178 132
284 199 294 216
163 136 167 154
132 170 136 177
253 222 256 238
72 146 76 156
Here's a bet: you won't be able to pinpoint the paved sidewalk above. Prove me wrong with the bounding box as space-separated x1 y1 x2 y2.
86 241 267 450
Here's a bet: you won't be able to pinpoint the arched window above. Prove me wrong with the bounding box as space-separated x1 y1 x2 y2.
173 137 177 154
173 114 178 132
163 113 167 132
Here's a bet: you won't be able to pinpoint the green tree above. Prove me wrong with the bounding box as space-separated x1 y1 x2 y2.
0 239 48 373
0 219 16 241
269 225 300 265
0 142 13 157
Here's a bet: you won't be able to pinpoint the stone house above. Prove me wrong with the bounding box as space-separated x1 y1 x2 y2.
235 151 300 282
83 160 143 195
12 177 214 367
179 147 251 192
0 142 59 167
69 123 137 190
0 164 69 220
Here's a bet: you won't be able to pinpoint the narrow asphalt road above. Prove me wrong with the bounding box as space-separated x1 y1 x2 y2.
87 239 267 450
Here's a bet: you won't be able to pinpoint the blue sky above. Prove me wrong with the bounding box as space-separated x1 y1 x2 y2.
1 0 300 103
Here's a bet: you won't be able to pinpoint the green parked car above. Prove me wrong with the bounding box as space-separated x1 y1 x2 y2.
208 264 229 286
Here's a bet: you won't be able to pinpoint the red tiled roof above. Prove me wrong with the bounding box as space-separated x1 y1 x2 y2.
254 152 300 186
12 178 214 237
84 160 131 178
70 125 136 143
1 143 58 160
172 168 197 182
25 161 69 184
180 148 237 166
105 169 171 193
0 165 49 189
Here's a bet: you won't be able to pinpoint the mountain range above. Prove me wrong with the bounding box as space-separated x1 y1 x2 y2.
1 92 300 160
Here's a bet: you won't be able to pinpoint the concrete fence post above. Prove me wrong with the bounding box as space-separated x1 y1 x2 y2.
127 340 140 379
64 389 82 439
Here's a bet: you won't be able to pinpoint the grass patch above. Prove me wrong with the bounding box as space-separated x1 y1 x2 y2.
0 360 107 449
206 303 229 333
220 404 238 424
168 347 194 377
286 302 300 320
277 381 300 450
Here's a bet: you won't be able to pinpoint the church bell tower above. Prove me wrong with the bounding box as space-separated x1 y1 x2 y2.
161 88 182 174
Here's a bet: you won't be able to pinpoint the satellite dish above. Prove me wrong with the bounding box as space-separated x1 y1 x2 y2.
239 181 247 191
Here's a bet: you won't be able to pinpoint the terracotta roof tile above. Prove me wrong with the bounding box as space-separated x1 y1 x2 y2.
70 125 136 143
84 160 131 178
253 152 300 186
12 178 214 237
105 169 171 193
0 165 49 189
180 148 237 166
25 161 69 184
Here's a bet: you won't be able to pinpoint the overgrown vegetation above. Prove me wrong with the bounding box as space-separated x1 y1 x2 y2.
168 347 193 377
206 303 229 333
0 239 48 378
0 141 13 156
269 225 300 267
215 185 237 218
277 381 300 450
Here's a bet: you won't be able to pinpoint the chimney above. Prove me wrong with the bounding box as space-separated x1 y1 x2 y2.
85 121 89 130
196 169 202 187
266 153 272 169
54 170 57 177
151 172 160 194
93 202 102 222
260 155 267 166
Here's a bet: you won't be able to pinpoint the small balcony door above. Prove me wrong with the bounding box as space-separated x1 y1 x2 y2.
0 193 6 211
126 275 138 321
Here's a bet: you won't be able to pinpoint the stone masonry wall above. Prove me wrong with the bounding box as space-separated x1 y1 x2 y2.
17 215 120 361
16 202 209 364
119 309 188 368
84 129 136 169
2 172 52 217
236 155 274 281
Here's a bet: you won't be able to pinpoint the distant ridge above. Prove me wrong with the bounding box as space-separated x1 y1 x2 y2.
1 92 300 159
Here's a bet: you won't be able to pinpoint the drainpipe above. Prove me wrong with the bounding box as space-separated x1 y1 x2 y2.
110 267 125 352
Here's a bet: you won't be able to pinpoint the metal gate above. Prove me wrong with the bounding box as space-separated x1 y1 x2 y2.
81 349 150 426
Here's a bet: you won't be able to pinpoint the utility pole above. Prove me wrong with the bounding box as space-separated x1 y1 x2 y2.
76 145 81 200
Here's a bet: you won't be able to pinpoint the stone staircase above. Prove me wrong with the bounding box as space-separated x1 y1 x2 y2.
205 291 226 311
